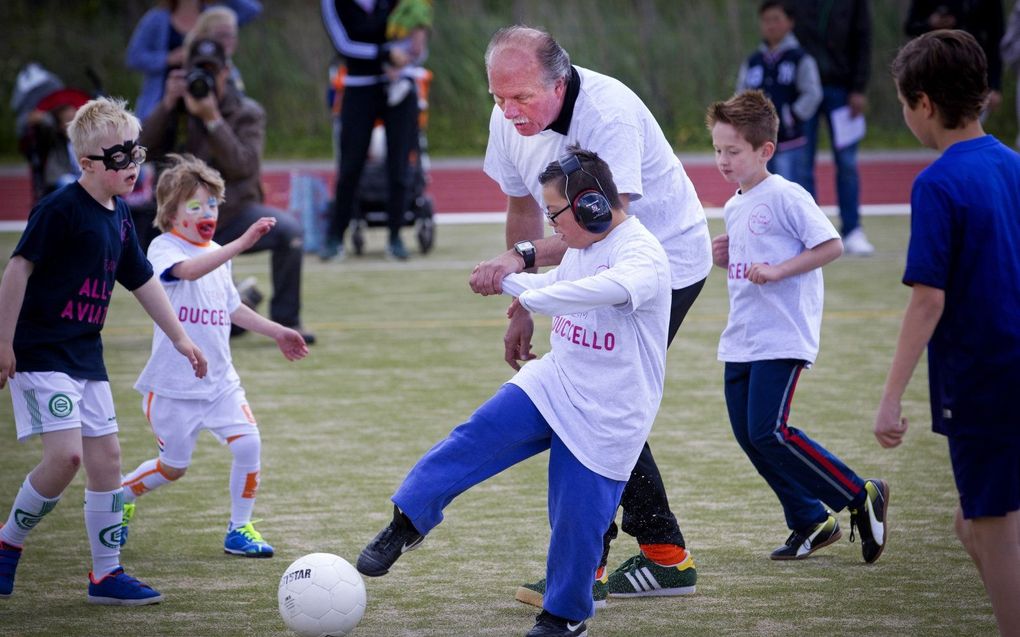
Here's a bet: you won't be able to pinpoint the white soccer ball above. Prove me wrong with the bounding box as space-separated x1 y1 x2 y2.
278 553 367 637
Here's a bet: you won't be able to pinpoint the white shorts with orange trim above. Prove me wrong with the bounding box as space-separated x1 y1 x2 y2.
140 383 258 468
9 372 118 441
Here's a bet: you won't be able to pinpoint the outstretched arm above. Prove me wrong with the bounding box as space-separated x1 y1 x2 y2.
132 277 208 378
874 283 944 448
0 256 33 388
230 304 308 362
170 218 275 281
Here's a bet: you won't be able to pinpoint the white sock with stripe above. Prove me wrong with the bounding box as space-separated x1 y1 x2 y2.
227 434 260 531
83 488 123 577
122 459 174 502
0 477 60 547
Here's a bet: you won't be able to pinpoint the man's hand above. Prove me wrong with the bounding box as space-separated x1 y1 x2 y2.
239 217 276 251
173 336 208 379
874 395 908 448
470 251 523 296
711 234 729 269
274 327 309 362
162 69 188 111
504 300 536 371
0 343 15 389
184 91 221 124
848 92 868 118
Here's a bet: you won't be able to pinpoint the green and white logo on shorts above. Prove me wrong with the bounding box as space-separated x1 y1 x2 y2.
48 393 73 418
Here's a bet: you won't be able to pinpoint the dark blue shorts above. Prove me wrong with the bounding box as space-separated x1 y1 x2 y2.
947 434 1020 519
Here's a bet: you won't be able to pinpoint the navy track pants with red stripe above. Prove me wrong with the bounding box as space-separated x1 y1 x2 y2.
724 359 865 531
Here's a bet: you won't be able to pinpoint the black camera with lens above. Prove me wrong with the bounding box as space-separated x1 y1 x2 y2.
186 67 215 99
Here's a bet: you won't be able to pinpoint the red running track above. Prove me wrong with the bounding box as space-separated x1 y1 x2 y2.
0 153 932 222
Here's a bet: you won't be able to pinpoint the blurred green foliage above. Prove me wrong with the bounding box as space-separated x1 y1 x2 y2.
1 0 1016 159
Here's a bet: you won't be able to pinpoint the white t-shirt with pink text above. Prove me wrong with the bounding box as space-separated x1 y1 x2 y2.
717 175 839 364
501 217 671 480
134 233 241 399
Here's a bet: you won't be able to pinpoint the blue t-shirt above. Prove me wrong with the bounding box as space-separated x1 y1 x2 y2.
904 135 1020 438
12 182 154 380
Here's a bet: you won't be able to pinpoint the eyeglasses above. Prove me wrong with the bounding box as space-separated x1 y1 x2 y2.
87 140 147 171
546 202 571 225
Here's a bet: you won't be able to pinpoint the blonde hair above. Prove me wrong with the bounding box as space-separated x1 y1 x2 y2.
66 96 141 159
154 154 226 232
184 6 239 57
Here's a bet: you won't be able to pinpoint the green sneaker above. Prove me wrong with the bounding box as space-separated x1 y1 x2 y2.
770 514 842 560
606 552 697 597
119 502 136 547
849 479 889 564
515 574 608 610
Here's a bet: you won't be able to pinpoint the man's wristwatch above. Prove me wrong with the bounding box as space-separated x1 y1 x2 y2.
514 240 536 270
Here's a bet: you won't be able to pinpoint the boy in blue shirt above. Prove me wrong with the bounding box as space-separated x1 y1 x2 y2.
0 97 207 605
878 29 1020 636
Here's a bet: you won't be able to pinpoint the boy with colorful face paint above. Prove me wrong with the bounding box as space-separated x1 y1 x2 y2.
120 154 308 558
0 97 207 605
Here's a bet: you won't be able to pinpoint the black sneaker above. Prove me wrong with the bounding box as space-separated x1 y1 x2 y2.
525 611 587 637
770 514 842 560
849 479 889 564
356 506 424 577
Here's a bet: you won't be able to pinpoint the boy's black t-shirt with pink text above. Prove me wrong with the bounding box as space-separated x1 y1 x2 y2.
12 182 153 381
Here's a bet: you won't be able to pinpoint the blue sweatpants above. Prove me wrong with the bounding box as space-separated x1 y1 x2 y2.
393 383 626 622
724 360 865 531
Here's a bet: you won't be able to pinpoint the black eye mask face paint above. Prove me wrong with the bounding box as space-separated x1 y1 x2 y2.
87 139 147 171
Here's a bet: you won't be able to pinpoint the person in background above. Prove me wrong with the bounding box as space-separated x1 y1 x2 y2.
125 0 262 121
1002 0 1020 148
18 87 91 204
904 0 1004 115
320 0 423 261
183 5 249 93
737 0 823 192
787 0 875 256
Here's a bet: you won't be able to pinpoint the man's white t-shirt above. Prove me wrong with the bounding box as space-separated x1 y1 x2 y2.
501 217 671 480
135 233 242 399
717 175 839 364
484 66 712 290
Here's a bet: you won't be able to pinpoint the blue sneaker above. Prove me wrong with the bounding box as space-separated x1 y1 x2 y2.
223 521 274 557
87 567 163 605
0 536 22 598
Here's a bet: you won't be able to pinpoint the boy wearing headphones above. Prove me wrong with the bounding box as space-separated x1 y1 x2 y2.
355 146 671 637
708 90 888 563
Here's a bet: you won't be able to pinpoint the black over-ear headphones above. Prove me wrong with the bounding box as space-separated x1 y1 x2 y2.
557 152 613 234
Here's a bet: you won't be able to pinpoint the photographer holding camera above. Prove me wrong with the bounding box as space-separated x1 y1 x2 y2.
139 38 314 343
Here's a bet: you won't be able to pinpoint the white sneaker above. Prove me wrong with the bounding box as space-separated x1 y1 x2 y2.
844 228 875 256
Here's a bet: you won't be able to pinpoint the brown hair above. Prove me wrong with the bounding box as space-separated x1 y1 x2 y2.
891 29 988 130
154 154 226 231
538 144 621 209
705 89 778 149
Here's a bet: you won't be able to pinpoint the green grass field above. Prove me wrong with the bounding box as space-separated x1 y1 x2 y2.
0 218 997 637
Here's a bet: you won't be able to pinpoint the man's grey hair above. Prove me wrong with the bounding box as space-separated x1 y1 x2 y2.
485 25 571 86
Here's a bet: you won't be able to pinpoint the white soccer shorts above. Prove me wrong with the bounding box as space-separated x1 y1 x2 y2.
9 371 118 441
